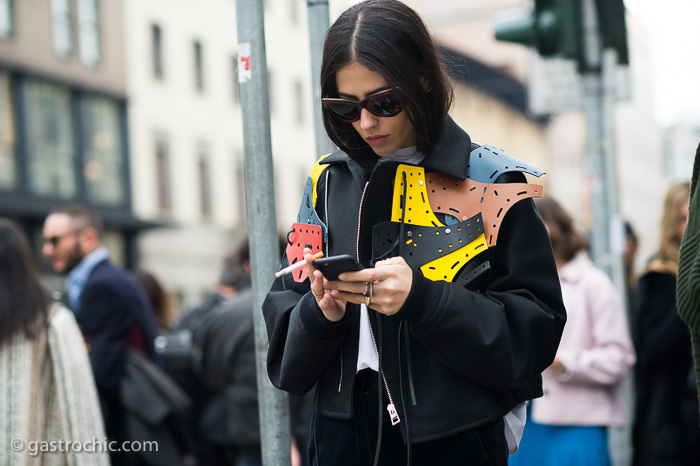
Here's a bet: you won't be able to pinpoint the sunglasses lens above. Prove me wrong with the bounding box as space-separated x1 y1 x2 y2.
325 101 361 123
323 89 403 122
367 93 403 117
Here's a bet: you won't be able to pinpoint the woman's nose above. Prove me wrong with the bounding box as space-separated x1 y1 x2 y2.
358 108 377 130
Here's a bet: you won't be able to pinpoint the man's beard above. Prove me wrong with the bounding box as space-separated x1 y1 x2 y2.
62 243 85 274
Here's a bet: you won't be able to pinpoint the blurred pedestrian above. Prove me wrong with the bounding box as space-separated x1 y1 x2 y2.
193 248 260 466
132 268 177 333
510 197 636 466
624 220 639 309
677 142 700 424
1 218 109 466
42 203 159 466
262 1 566 464
161 238 253 466
632 181 700 466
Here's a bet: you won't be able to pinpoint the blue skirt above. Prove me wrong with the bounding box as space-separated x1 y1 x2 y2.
509 408 611 466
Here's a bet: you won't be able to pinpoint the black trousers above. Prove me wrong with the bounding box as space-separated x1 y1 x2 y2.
308 370 508 466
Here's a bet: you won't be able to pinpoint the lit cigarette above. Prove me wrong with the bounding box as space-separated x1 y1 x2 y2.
275 251 324 277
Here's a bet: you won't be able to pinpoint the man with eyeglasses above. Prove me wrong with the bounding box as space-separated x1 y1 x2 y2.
42 203 159 466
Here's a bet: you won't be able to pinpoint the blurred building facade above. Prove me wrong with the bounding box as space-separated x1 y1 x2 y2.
1 0 690 309
0 0 151 289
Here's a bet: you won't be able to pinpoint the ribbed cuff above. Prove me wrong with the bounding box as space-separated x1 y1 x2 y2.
392 269 443 327
299 292 351 341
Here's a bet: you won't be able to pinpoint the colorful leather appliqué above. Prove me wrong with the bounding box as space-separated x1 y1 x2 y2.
379 152 543 283
285 223 323 282
425 172 543 246
297 176 327 243
284 156 331 283
467 144 544 183
372 214 488 282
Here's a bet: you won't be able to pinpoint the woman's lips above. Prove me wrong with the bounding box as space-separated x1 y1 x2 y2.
366 135 389 146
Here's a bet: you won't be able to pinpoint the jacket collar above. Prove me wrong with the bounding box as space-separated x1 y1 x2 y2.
320 116 472 180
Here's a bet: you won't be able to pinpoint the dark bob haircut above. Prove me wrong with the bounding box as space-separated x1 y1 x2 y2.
321 0 454 168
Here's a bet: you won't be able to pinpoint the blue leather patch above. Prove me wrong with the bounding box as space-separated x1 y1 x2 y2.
296 176 328 242
467 144 544 183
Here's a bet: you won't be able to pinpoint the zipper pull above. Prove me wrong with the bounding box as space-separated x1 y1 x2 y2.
387 403 401 426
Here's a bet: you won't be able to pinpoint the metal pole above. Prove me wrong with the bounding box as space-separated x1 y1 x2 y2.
307 0 336 157
581 0 625 287
581 1 630 465
235 0 291 464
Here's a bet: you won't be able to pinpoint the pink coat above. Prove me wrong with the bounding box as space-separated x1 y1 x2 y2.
531 252 636 427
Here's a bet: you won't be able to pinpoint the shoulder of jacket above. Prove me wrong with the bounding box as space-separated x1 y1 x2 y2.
468 143 544 183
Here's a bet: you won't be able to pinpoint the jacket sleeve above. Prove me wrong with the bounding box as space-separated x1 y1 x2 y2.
263 274 352 396
395 195 567 390
554 267 636 386
79 279 139 392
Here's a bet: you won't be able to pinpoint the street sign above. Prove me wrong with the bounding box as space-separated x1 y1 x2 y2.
526 49 628 115
526 51 583 115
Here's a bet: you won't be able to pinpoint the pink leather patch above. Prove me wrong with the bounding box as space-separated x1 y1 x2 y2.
286 223 323 282
425 172 543 246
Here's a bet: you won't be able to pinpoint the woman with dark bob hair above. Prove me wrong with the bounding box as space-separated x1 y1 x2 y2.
263 1 566 464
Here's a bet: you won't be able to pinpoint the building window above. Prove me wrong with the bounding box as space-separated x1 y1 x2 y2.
0 72 16 189
155 138 172 215
152 24 163 79
83 96 125 205
24 80 77 198
50 0 74 58
294 80 304 124
198 150 212 219
76 0 101 67
0 0 14 39
194 40 204 92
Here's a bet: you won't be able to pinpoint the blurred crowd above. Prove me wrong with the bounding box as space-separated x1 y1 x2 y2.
1 178 699 465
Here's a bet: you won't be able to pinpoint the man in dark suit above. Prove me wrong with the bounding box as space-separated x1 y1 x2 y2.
42 203 159 465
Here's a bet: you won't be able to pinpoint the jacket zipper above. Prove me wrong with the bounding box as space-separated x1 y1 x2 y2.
358 179 400 425
369 314 401 425
322 169 344 394
356 181 369 261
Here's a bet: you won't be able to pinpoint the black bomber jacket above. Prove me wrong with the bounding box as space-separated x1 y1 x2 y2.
262 117 566 443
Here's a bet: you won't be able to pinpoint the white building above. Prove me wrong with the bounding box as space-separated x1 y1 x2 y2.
124 0 318 309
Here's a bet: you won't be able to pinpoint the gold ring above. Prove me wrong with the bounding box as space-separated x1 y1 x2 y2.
313 292 323 299
365 295 371 307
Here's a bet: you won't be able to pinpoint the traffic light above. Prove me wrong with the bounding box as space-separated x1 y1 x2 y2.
494 0 582 61
595 0 628 65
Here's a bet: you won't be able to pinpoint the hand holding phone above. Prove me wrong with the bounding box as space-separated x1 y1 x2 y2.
313 254 363 281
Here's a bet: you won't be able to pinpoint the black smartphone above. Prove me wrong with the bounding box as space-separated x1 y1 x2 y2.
313 254 363 281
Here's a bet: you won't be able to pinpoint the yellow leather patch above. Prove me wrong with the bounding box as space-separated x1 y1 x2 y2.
310 153 331 207
419 233 488 281
391 165 444 227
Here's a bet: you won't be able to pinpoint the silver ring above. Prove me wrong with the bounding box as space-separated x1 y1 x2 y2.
364 282 371 296
379 270 384 281
368 281 373 297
